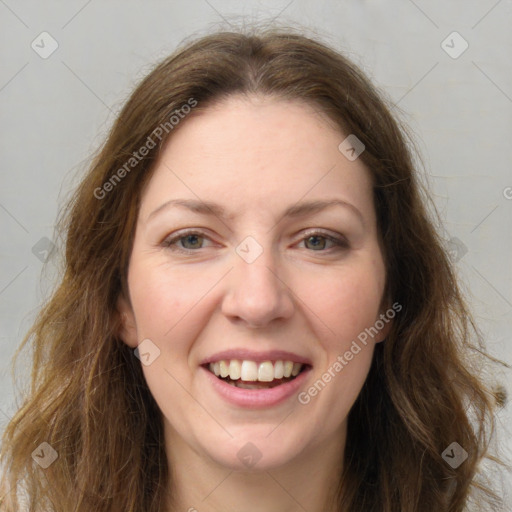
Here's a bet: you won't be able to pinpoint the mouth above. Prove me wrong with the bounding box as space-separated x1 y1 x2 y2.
203 359 311 390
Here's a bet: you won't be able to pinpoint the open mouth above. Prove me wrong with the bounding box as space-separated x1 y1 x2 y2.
204 360 310 390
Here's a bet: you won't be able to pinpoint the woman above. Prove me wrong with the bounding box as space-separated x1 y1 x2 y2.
0 28 504 511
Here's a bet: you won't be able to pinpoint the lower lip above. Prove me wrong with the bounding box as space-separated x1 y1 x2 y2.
201 366 311 409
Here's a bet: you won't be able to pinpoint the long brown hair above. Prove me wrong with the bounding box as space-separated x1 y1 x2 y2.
0 27 505 511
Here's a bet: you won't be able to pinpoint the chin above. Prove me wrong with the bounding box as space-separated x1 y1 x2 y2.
201 429 308 472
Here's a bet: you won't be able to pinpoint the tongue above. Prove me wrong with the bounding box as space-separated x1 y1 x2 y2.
222 376 295 389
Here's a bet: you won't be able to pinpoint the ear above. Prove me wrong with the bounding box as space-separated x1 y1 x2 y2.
116 294 138 348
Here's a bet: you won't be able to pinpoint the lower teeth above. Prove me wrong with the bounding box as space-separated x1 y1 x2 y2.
222 377 295 389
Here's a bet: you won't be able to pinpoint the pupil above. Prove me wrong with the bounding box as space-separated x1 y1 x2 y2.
184 235 201 248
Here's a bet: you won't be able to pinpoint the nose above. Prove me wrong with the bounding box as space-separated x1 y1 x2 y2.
221 248 295 328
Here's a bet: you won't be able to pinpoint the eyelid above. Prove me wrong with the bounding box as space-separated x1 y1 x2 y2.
299 227 347 240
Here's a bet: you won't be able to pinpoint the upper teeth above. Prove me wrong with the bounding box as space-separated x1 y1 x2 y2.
208 360 303 382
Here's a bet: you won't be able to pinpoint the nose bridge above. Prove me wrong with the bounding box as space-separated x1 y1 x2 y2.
222 237 294 327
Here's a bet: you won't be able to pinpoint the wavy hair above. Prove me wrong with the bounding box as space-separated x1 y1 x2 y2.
0 27 505 511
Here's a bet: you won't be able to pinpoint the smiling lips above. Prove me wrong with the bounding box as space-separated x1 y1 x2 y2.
202 352 312 405
208 359 304 386
202 349 312 391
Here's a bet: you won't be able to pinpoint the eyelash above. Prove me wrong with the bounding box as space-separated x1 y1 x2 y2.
161 229 349 254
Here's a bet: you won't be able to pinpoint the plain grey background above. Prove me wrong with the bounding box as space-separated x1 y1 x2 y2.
1 0 511 502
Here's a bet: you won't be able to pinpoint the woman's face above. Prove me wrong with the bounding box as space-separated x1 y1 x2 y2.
118 95 390 471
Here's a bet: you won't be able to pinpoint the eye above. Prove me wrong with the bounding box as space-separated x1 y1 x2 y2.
298 230 348 252
162 230 212 252
161 229 349 254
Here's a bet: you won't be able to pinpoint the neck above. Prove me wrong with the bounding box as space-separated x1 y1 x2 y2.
164 423 346 512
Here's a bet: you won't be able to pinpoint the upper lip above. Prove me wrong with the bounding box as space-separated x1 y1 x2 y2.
200 349 312 366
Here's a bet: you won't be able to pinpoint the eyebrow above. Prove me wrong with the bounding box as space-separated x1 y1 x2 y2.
146 198 364 225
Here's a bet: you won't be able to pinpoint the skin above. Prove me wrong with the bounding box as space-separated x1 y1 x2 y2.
117 95 391 512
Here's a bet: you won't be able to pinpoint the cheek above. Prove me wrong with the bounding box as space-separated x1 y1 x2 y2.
127 259 220 380
300 265 384 346
128 264 208 416
128 262 198 338
296 268 381 425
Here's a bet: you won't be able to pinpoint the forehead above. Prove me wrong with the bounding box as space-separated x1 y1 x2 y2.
139 95 374 223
